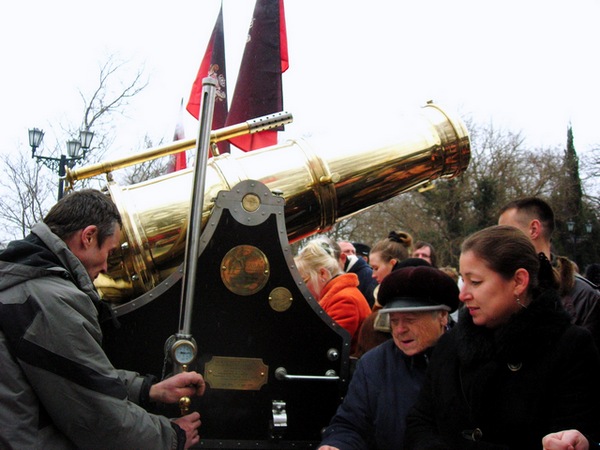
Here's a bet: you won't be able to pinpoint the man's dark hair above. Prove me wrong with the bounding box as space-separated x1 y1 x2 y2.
498 197 555 239
585 263 600 287
44 189 122 247
413 241 437 267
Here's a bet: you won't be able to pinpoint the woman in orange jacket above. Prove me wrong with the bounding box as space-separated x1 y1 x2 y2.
295 237 372 355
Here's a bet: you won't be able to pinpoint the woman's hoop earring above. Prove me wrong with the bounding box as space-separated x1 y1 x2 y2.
515 296 527 309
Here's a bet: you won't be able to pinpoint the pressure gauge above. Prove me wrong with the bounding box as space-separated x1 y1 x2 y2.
171 339 197 365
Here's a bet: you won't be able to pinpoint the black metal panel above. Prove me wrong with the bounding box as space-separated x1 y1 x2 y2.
102 181 350 448
101 274 181 378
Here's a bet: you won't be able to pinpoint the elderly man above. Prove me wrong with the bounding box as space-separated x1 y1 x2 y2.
0 190 205 449
335 239 378 307
338 240 356 257
318 266 459 450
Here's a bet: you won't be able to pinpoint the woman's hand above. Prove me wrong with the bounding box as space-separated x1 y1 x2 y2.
542 430 589 450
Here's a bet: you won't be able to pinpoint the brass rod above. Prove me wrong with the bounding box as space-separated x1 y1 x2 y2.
65 111 293 184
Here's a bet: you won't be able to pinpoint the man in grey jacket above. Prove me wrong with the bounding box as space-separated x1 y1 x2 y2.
0 189 205 449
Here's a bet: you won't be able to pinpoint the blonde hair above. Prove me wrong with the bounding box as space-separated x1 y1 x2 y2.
439 266 459 283
295 238 343 286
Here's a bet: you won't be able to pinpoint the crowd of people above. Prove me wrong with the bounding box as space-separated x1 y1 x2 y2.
314 196 600 449
0 188 598 449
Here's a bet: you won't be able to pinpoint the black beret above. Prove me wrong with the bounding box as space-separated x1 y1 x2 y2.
378 266 459 314
352 242 370 258
392 257 431 271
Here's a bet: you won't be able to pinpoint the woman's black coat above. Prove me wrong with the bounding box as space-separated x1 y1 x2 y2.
405 289 600 449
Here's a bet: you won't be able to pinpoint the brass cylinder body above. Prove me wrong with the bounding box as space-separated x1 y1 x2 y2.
96 103 470 301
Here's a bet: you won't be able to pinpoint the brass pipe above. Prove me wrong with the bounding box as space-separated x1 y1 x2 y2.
65 111 293 184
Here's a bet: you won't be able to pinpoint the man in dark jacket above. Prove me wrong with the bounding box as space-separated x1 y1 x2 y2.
318 266 459 450
499 197 600 350
0 189 205 450
336 239 378 307
345 253 378 307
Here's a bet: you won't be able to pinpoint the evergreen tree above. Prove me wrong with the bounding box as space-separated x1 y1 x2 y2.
563 125 584 218
551 125 591 265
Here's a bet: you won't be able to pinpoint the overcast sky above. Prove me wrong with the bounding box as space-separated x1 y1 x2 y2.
2 0 599 163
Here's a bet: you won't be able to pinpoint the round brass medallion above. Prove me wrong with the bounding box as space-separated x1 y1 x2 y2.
241 193 261 212
268 287 293 312
221 245 270 296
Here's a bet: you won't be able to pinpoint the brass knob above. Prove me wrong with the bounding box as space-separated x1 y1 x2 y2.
179 396 191 415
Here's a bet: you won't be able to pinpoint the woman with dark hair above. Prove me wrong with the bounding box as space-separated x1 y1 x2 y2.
405 225 600 449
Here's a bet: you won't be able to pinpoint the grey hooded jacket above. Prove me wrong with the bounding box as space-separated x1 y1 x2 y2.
0 222 181 449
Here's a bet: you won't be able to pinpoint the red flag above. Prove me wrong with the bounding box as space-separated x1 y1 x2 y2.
168 99 187 172
225 0 288 152
186 4 230 154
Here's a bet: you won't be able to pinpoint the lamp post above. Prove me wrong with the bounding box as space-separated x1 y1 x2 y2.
28 127 94 199
566 219 593 266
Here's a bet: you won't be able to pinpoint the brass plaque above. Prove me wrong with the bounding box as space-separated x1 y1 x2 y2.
221 245 270 296
204 356 269 390
269 286 293 312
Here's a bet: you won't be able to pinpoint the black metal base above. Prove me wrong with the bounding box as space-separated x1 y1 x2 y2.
101 181 350 444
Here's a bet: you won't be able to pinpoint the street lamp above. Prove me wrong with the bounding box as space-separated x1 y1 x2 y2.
566 219 593 266
28 127 94 199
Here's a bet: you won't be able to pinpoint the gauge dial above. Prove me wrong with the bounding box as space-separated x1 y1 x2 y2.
171 340 197 365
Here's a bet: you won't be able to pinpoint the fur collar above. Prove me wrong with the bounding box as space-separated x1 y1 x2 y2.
455 289 571 366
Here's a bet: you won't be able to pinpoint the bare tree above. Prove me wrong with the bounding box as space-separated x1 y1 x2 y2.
0 55 148 242
120 135 172 185
580 144 600 210
77 55 148 165
0 150 54 245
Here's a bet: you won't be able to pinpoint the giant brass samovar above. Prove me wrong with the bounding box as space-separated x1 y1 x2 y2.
70 102 470 303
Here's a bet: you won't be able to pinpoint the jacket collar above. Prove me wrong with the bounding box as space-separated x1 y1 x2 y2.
455 289 571 366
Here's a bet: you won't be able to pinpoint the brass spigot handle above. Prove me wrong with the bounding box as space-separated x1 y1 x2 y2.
179 364 190 416
179 396 191 415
